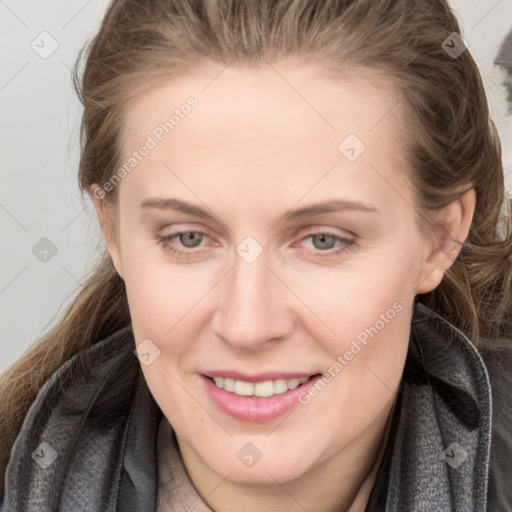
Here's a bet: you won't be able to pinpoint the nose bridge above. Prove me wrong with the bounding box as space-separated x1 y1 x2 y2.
213 243 290 349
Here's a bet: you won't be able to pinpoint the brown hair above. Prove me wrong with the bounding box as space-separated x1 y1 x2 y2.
1 0 511 495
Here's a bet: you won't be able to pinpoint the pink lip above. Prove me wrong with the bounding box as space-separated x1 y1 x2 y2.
204 370 315 382
201 373 322 422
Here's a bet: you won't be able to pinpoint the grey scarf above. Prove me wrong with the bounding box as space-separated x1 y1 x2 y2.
2 302 511 511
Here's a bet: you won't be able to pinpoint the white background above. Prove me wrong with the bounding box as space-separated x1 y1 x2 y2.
1 0 511 370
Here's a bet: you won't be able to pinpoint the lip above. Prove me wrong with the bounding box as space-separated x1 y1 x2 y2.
201 373 322 422
203 370 316 383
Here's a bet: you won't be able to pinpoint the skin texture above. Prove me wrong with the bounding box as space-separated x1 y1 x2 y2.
91 61 476 512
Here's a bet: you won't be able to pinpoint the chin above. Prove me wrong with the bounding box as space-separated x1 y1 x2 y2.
219 462 308 486
200 441 315 485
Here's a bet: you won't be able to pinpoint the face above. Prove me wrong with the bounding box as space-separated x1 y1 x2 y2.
93 61 451 485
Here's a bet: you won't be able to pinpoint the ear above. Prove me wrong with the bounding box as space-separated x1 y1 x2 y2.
89 185 124 279
415 187 476 294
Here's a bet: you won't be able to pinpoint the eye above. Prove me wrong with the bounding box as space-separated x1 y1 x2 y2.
297 231 356 256
156 230 209 256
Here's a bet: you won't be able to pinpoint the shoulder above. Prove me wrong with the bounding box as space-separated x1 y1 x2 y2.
411 303 512 510
2 325 139 511
478 338 512 511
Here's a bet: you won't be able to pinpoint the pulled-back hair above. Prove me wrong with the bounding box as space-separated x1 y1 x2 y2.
1 0 511 494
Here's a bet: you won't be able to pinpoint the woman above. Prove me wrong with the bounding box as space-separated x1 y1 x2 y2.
1 0 511 510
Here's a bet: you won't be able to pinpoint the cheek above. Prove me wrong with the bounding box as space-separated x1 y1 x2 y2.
288 238 419 346
120 240 208 342
288 243 418 416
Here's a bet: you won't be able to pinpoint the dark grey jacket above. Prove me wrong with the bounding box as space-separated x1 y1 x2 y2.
1 302 511 511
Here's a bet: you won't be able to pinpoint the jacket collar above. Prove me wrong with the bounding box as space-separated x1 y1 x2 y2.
1 302 492 511
364 301 492 510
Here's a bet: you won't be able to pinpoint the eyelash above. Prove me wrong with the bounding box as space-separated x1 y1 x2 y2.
155 230 356 258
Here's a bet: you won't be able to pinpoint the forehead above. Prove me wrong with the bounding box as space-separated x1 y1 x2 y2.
121 61 404 144
117 61 411 213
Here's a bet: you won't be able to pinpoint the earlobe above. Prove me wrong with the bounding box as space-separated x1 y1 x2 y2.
89 185 124 280
415 187 476 295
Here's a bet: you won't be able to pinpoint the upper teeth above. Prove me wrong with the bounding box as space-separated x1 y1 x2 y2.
212 376 310 397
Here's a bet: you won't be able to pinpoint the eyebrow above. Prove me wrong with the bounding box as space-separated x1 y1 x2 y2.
139 197 379 222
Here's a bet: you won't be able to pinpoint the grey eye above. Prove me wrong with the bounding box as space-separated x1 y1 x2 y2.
179 232 204 248
311 234 337 250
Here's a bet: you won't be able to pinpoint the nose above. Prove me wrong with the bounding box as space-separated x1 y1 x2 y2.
211 246 294 351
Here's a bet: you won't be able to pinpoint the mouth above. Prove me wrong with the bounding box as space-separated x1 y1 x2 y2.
201 372 323 422
204 374 321 398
